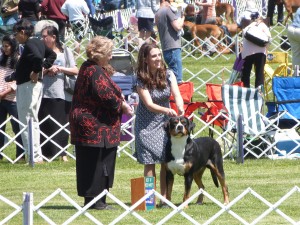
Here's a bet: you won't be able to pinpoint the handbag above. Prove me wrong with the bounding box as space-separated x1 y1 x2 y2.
244 22 270 47
64 47 77 95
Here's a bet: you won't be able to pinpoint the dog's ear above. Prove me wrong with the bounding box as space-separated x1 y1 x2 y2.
187 119 196 133
164 120 170 131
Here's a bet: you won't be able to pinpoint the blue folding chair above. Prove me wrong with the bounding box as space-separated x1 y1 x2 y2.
272 76 300 122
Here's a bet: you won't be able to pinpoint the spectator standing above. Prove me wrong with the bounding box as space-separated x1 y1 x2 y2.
0 35 24 161
70 36 133 210
13 19 56 163
38 26 78 162
136 0 159 43
41 0 67 42
241 15 271 88
61 0 90 54
287 8 300 75
0 0 19 26
18 0 41 26
134 43 184 207
155 0 185 83
195 0 216 24
267 0 284 26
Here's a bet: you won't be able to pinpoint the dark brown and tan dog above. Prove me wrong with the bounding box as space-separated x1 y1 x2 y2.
183 20 224 51
282 0 300 25
216 0 235 24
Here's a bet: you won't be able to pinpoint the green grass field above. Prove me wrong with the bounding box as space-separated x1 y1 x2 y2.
0 155 300 224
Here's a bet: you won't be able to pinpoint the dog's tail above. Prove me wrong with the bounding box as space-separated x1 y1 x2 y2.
207 160 219 188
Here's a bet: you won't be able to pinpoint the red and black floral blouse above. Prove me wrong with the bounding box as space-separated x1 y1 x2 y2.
69 60 123 148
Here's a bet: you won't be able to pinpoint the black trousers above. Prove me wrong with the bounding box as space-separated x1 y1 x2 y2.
76 146 117 198
267 0 284 25
38 98 71 158
241 53 266 88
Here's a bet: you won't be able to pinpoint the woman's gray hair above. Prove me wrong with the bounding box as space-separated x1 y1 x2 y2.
86 36 113 62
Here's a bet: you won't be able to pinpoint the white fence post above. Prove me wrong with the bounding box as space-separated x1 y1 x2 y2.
28 117 34 167
23 192 33 225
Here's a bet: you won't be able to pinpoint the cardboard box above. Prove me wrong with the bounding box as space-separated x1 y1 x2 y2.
131 176 156 210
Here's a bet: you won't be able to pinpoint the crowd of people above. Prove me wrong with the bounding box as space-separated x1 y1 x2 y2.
0 0 299 211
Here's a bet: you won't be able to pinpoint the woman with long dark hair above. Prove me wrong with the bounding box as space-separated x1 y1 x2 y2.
0 34 24 161
134 43 184 207
39 25 78 162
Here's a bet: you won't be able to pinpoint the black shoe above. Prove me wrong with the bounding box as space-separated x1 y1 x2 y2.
93 202 115 210
84 197 94 207
157 203 171 209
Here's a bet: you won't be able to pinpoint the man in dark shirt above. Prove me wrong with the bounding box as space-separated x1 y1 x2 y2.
13 19 56 163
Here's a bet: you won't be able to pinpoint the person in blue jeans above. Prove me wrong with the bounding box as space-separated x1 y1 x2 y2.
85 0 95 16
0 0 19 26
155 0 185 83
0 35 24 161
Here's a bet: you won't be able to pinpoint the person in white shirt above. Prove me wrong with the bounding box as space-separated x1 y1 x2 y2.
61 0 90 53
241 14 271 88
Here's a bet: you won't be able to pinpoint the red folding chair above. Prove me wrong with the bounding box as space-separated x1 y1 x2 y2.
200 82 243 137
170 81 205 117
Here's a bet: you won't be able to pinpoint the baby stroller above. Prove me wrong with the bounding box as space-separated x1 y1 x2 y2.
110 49 137 158
88 16 114 39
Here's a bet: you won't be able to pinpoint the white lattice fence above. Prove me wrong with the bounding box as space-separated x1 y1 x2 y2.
1 186 300 224
1 110 300 164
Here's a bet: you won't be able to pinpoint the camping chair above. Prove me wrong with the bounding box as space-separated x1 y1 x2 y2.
199 82 244 137
199 83 229 138
272 76 300 129
264 52 292 102
88 16 114 39
267 76 300 158
169 81 206 119
222 84 279 161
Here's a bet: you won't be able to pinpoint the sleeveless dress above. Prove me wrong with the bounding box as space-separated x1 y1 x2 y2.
134 71 172 164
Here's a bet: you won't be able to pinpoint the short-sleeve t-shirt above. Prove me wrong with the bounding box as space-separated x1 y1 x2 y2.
155 6 181 51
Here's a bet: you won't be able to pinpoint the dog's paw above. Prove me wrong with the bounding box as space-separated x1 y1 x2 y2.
196 201 204 205
224 201 229 206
